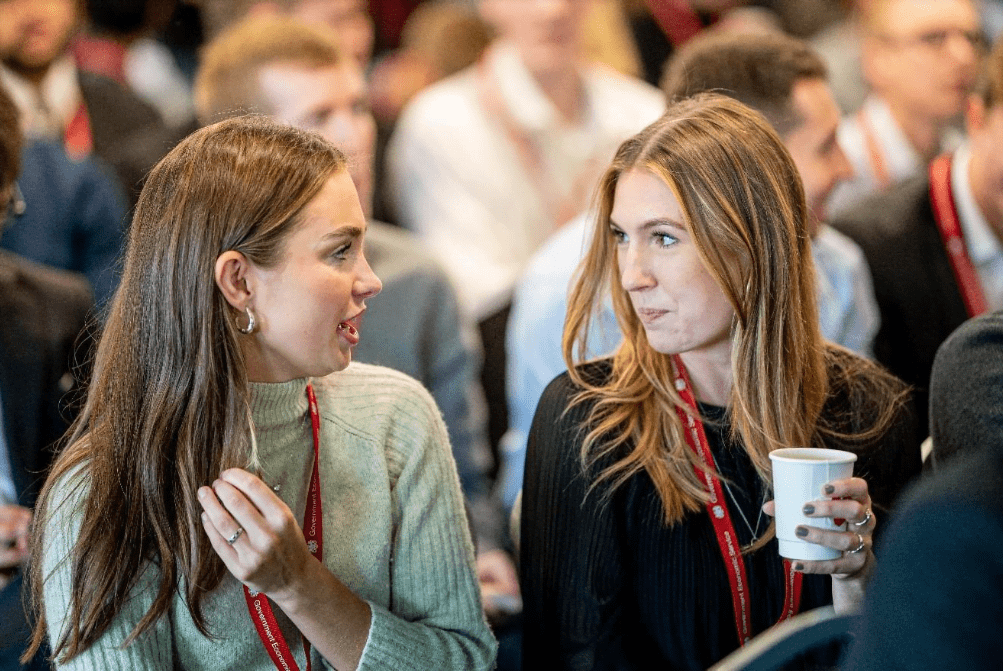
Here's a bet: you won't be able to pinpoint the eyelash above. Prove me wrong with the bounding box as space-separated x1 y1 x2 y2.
609 228 677 248
331 243 351 261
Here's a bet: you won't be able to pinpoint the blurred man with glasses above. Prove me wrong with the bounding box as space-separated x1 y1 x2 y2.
828 0 983 216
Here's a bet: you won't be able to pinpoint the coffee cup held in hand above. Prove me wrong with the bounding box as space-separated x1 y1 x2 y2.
769 448 856 561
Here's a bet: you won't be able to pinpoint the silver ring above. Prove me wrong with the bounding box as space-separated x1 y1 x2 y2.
226 527 244 545
847 533 865 554
852 508 872 527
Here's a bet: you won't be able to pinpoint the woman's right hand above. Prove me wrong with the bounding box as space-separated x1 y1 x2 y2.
198 468 315 601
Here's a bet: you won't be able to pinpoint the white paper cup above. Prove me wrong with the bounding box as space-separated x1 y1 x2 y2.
769 448 857 561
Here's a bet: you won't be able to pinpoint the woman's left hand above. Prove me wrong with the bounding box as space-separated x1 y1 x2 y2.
198 468 314 601
763 477 876 611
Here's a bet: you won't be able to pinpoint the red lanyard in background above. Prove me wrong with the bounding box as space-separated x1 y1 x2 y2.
243 384 324 671
671 356 802 646
929 153 988 318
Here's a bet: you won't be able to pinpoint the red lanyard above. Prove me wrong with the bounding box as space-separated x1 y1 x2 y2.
64 101 93 160
476 52 603 229
243 384 324 671
929 153 988 318
671 356 801 646
858 108 891 190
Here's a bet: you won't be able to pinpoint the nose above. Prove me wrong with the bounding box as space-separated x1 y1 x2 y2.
619 244 655 293
354 252 382 301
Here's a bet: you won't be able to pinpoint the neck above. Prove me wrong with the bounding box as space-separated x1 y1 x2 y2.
883 97 943 161
678 343 733 407
968 148 1003 244
518 50 584 123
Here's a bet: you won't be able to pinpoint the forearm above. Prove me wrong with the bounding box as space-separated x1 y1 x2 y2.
271 558 372 671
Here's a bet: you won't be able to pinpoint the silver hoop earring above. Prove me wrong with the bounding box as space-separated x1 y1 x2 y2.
237 306 256 334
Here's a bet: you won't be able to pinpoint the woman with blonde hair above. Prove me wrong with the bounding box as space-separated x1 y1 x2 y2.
519 93 921 669
25 116 496 670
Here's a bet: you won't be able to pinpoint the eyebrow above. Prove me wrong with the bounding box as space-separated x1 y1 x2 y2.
609 217 686 231
324 224 364 239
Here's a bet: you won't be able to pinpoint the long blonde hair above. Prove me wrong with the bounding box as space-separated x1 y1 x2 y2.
565 94 827 541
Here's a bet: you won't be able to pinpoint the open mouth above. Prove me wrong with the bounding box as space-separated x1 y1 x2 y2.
337 311 364 344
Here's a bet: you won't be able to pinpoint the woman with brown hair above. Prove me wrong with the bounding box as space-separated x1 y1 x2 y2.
519 93 922 669
25 116 496 670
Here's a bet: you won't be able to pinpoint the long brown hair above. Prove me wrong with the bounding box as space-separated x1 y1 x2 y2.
27 116 346 662
565 94 903 545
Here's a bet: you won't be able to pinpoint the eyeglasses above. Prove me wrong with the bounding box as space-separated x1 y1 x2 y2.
879 28 988 53
2 182 25 233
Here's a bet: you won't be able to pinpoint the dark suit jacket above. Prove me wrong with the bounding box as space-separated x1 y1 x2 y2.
0 252 92 506
0 252 91 671
830 174 969 434
844 394 1003 670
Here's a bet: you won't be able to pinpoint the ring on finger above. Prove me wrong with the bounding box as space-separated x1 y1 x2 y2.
226 527 244 545
846 532 865 554
852 508 872 527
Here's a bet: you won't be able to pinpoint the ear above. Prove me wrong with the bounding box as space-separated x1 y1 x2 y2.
214 250 254 310
965 94 987 133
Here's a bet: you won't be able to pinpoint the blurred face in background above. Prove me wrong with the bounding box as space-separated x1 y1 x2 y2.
478 0 590 75
864 0 982 122
258 59 377 217
291 0 374 67
783 78 854 231
0 0 79 73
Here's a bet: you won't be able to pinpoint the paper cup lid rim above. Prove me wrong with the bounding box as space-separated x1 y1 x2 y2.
768 448 857 463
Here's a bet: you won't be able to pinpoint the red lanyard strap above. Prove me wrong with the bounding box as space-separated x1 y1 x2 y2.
64 101 93 160
671 356 801 646
244 384 324 671
929 153 988 318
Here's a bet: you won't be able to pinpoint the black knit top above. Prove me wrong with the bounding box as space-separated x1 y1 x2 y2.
519 359 922 670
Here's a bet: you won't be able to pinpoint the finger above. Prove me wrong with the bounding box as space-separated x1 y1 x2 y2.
208 479 268 546
794 524 871 554
200 509 238 563
821 477 869 502
198 485 247 554
801 498 870 524
762 500 776 517
793 548 868 576
219 468 288 526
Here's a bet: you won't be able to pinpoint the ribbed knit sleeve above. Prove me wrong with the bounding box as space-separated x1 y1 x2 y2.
342 369 496 670
42 467 174 670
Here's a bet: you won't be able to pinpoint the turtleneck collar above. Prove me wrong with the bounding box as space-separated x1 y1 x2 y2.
249 377 311 430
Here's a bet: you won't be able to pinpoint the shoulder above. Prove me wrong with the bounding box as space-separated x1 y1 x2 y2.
583 63 665 129
930 311 1003 461
831 174 932 243
0 251 93 330
393 68 481 137
534 360 613 436
820 347 909 422
583 63 664 109
311 363 445 439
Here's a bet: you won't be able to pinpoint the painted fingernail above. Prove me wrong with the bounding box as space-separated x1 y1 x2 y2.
823 484 835 495
802 504 815 515
795 526 809 537
794 562 804 571
834 518 846 526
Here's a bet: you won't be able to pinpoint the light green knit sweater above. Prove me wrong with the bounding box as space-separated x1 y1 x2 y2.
42 363 497 670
